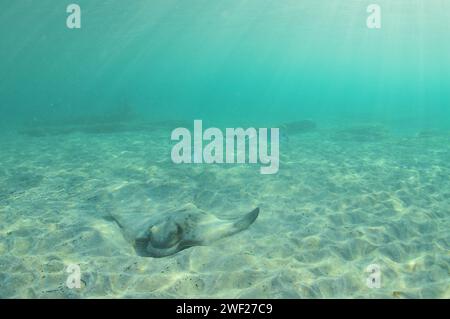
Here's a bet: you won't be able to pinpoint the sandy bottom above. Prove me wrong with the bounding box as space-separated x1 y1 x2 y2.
0 123 449 298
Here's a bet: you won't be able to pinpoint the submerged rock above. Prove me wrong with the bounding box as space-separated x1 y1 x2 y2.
279 120 317 134
333 124 389 142
415 129 445 138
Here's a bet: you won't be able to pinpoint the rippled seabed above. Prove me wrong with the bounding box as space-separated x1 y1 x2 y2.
0 123 448 298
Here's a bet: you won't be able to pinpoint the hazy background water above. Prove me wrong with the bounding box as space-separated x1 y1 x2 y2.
1 0 449 131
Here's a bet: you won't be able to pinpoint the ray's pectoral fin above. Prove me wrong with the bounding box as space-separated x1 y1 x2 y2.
233 207 259 232
130 207 260 258
204 207 260 244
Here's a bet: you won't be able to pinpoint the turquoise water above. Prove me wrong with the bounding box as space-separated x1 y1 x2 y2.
0 1 449 298
2 0 450 128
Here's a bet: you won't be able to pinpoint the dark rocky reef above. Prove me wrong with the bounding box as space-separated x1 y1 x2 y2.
18 102 191 137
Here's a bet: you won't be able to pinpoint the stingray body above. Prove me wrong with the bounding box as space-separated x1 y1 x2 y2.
110 204 259 257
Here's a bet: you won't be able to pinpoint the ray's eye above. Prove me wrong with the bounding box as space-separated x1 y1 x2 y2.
148 222 183 249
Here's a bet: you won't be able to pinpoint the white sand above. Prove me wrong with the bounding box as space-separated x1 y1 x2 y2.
0 125 449 298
